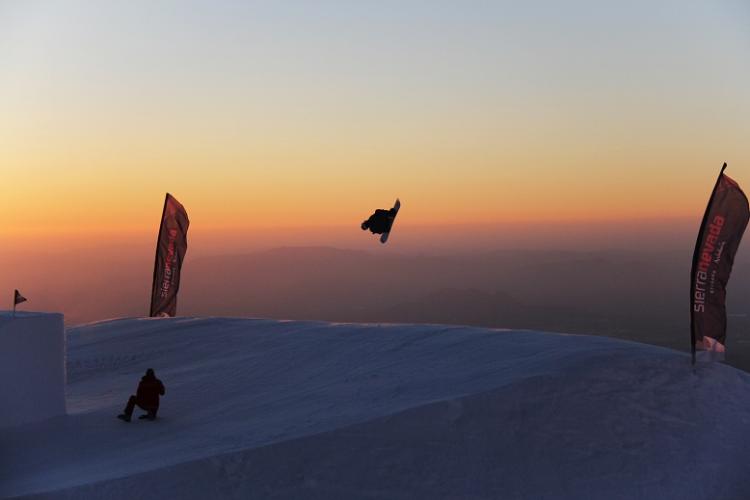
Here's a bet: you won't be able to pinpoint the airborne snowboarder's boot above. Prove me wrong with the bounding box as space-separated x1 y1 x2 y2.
117 413 131 422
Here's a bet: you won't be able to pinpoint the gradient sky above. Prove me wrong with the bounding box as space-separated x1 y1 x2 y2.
2 1 749 250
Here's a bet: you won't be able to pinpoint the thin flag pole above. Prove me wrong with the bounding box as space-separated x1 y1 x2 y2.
12 293 16 319
149 193 170 317
690 162 727 365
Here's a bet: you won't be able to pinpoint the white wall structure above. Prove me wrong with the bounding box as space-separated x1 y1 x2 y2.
0 312 66 428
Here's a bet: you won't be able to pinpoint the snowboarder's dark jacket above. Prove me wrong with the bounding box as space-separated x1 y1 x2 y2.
136 372 166 411
363 209 395 234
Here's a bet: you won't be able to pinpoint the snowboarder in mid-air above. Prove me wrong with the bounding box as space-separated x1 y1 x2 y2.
117 368 166 422
361 199 401 244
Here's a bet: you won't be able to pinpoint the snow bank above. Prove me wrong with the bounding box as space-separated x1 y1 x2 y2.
0 312 66 429
3 318 750 499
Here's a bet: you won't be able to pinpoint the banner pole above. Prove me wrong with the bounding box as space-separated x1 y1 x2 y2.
690 162 727 365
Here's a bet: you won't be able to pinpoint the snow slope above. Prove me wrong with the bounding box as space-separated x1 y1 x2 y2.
0 312 66 428
3 317 750 499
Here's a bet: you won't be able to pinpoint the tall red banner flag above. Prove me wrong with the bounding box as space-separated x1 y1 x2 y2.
691 164 749 362
150 193 190 317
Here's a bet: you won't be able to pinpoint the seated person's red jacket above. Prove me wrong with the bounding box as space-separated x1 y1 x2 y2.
136 374 166 411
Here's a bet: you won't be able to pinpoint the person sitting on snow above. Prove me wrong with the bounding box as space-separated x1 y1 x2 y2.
361 207 397 235
117 368 166 422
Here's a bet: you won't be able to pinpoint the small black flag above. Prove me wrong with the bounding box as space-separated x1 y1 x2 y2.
14 289 27 306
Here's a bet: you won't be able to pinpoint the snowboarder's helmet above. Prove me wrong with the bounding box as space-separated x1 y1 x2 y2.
361 221 369 230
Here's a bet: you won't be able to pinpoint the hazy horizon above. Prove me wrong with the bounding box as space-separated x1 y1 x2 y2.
0 215 708 255
3 215 750 374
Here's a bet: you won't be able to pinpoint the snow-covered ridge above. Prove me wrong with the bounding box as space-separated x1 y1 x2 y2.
2 317 750 499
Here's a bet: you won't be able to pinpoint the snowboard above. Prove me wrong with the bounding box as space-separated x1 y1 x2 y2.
379 198 401 244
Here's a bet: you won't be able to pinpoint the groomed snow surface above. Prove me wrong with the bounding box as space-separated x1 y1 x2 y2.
3 318 750 500
0 312 66 428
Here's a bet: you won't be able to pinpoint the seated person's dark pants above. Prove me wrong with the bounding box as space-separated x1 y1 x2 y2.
123 395 158 418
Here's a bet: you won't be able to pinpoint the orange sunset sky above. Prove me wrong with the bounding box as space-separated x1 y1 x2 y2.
2 1 749 255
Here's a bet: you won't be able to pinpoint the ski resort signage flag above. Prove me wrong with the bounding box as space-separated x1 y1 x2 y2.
150 193 190 317
691 164 749 363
